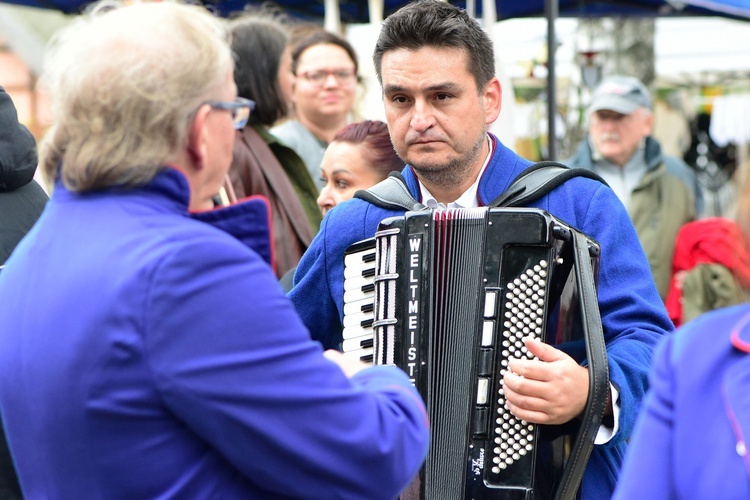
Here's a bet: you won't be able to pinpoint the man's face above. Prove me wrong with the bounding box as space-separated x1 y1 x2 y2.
201 67 238 203
380 46 500 187
589 108 653 167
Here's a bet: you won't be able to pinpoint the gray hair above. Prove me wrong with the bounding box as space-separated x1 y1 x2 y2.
373 0 495 93
40 0 233 192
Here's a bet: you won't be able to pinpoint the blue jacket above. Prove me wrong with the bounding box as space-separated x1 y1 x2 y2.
614 304 750 499
290 135 673 498
0 168 428 499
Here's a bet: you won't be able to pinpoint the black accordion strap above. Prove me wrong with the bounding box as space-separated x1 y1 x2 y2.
353 171 425 211
554 230 610 500
490 161 609 208
354 161 608 211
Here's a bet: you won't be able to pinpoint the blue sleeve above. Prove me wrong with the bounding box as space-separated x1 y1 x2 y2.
289 213 344 349
290 202 378 349
145 236 429 499
612 334 675 499
576 183 673 445
539 179 672 447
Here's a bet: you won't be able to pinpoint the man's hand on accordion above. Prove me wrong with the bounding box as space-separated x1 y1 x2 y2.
502 337 593 426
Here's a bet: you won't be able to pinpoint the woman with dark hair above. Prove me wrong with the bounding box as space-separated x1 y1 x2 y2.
271 30 360 190
228 12 322 279
317 120 403 216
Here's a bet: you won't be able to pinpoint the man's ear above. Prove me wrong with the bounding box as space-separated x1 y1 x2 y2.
641 109 655 137
187 104 211 170
483 77 502 125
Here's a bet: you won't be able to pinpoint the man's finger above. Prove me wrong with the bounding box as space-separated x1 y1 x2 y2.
523 336 564 362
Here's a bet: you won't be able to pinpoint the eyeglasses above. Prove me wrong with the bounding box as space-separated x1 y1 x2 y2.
202 97 256 129
298 69 357 86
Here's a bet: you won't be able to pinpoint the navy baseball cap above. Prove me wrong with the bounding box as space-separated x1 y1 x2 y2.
587 75 652 115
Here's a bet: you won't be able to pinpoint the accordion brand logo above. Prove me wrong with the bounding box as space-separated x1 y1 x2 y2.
406 234 422 381
471 448 486 476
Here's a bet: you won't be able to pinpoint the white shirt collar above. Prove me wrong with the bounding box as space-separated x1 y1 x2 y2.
419 135 494 209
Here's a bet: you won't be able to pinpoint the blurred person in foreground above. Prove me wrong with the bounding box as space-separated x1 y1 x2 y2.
0 2 428 498
0 85 48 267
271 30 360 190
567 75 703 300
289 1 672 497
227 12 322 279
316 119 404 216
613 176 750 499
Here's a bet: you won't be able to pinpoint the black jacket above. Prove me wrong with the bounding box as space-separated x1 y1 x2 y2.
0 85 48 266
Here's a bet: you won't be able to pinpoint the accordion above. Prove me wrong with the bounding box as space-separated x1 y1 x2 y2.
342 207 609 500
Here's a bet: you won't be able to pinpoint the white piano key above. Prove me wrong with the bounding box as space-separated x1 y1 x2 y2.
343 274 375 292
342 347 373 365
344 262 375 280
343 296 374 316
484 290 497 318
343 310 374 328
482 320 494 346
477 377 489 404
342 335 373 353
344 250 376 268
342 323 373 340
343 287 374 304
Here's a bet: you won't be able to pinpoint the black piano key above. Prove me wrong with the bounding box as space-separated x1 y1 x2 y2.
363 267 376 278
477 348 493 376
472 407 489 437
361 318 374 329
362 252 376 263
361 353 374 363
360 337 373 349
361 302 374 313
362 283 375 293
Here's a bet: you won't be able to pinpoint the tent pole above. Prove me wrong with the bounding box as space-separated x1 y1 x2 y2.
546 0 558 160
368 0 383 23
324 0 341 33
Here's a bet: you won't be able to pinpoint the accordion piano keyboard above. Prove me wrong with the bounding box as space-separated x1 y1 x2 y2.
342 241 377 363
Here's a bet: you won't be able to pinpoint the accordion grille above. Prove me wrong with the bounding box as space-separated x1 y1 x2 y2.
425 210 486 499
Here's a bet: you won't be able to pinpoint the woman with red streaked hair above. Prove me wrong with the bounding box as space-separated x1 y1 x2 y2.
317 119 403 216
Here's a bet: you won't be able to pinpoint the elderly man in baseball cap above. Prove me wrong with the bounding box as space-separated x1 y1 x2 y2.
567 75 702 301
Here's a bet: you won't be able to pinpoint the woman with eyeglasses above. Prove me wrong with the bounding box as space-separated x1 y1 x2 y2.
271 30 360 191
227 11 322 279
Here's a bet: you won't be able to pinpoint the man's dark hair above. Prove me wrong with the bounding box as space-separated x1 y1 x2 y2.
373 0 495 92
230 14 290 126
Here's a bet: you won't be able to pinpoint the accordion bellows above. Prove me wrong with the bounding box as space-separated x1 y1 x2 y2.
343 207 608 500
